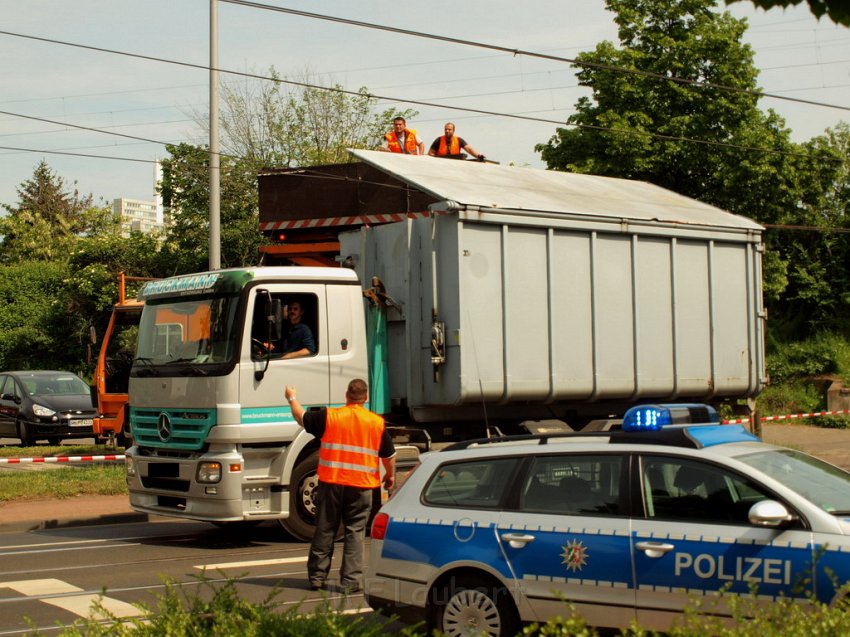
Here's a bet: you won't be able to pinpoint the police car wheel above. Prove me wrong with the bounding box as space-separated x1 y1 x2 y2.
435 575 519 637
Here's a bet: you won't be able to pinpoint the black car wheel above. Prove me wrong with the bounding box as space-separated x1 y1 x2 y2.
17 419 35 446
47 436 62 446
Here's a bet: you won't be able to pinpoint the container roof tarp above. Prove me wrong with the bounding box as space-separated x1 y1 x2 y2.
349 149 762 232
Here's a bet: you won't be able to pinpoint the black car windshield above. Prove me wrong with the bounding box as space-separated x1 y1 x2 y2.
24 374 90 396
735 448 850 514
134 294 240 369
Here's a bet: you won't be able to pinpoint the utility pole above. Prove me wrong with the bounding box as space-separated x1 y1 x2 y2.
209 0 221 270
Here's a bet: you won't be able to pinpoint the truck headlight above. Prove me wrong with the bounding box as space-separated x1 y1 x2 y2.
32 404 56 417
125 456 136 477
197 462 222 483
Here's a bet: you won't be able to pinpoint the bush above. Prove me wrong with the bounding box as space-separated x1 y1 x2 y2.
766 333 850 384
55 575 419 637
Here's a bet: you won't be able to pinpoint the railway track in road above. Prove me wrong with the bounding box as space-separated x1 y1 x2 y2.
0 522 376 635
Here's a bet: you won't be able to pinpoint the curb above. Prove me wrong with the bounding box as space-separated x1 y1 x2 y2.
0 512 150 533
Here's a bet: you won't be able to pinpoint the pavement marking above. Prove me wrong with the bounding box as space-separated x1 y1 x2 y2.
45 594 140 619
0 579 81 596
195 556 308 570
0 578 143 619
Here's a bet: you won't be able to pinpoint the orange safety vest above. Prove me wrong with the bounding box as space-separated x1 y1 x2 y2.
385 129 419 154
317 405 385 488
437 135 461 156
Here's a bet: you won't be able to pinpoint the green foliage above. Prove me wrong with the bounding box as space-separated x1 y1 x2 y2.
766 332 850 383
57 575 414 637
0 464 126 502
726 0 850 27
0 260 87 371
158 142 262 272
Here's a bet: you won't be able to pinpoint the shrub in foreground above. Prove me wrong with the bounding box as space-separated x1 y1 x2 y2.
48 577 850 636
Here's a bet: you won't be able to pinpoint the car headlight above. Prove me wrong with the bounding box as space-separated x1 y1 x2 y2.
125 455 136 477
197 462 222 483
32 404 56 417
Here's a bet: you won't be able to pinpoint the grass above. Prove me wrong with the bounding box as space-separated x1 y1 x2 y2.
0 464 126 502
0 444 127 501
0 444 115 458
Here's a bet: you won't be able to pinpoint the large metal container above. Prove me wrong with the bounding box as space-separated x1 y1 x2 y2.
340 152 765 423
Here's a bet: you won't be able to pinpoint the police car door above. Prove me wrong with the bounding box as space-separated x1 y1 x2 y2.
633 454 814 630
497 453 636 629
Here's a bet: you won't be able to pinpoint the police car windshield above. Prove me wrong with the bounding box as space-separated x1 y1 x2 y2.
736 448 850 514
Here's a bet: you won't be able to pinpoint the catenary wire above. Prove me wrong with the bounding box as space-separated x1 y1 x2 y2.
218 0 850 113
0 31 837 163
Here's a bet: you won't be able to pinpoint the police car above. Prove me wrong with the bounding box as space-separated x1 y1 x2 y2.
365 404 850 636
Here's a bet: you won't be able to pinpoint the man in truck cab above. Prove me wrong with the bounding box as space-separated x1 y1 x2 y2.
285 379 396 593
280 300 316 359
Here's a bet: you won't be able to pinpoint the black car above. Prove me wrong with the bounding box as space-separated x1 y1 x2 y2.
0 371 96 446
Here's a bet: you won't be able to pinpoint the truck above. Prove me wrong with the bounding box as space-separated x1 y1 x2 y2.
125 150 766 540
91 273 153 448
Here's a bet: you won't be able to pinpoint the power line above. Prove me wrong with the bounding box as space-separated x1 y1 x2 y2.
0 144 157 164
0 31 836 164
219 0 850 114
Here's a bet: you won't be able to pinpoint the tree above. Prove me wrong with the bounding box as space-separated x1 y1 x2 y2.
158 143 262 272
0 161 96 264
768 123 850 333
537 0 800 222
726 0 850 27
197 69 417 169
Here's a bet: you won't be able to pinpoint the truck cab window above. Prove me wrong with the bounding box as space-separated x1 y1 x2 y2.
251 293 318 360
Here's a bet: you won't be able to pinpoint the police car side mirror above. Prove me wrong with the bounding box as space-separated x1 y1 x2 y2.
748 500 796 527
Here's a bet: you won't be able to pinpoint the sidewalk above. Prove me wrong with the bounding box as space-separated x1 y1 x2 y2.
0 494 147 533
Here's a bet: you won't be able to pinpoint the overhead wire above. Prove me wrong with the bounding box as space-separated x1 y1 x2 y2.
0 31 837 163
219 0 850 113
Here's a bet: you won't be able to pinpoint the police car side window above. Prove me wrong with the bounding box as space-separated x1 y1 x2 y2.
423 458 518 508
521 454 624 516
642 456 772 524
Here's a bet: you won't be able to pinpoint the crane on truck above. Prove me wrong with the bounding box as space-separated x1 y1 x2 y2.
125 151 766 540
91 273 155 448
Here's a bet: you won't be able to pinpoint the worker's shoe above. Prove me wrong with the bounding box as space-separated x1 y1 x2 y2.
309 581 326 591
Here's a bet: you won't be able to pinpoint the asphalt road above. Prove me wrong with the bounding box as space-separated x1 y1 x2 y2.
0 519 394 636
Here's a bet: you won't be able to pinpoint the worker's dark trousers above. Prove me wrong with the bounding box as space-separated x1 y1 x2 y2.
308 481 372 589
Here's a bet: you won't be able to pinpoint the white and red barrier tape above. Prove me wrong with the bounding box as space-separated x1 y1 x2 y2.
260 210 438 232
0 454 125 464
723 409 850 425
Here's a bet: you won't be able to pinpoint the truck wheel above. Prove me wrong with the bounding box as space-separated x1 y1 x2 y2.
279 451 344 543
432 575 519 637
17 420 35 447
280 450 321 542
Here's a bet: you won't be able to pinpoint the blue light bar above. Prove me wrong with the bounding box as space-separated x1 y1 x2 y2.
622 403 719 432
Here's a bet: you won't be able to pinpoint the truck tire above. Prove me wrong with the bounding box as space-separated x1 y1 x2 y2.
279 450 344 543
17 419 35 447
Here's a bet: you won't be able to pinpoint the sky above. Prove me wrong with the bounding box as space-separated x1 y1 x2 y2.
1 0 848 211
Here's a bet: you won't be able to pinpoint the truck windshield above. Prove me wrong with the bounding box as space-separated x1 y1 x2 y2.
134 294 240 371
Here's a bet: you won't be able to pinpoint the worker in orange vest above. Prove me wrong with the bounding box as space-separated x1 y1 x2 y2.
380 116 425 154
285 379 396 593
428 122 485 160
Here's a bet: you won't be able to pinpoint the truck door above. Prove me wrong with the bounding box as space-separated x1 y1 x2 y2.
240 284 330 421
